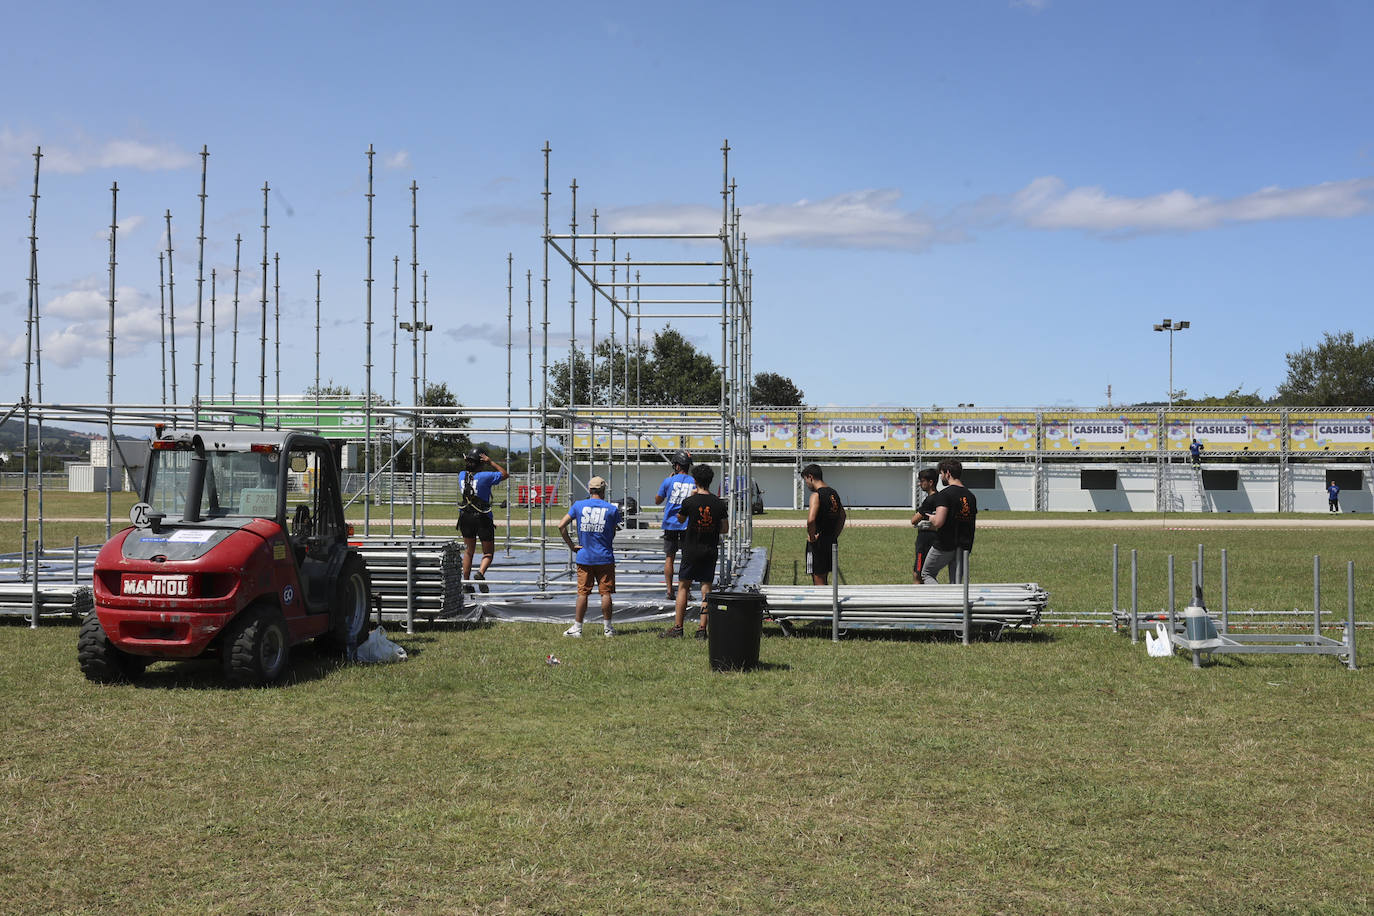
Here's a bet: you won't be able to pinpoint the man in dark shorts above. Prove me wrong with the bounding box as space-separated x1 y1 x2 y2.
456 449 508 593
801 463 846 586
654 450 695 600
557 476 622 638
660 463 727 639
910 467 940 584
922 458 977 584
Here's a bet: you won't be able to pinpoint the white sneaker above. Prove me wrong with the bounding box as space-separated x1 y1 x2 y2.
603 624 615 638
563 624 582 638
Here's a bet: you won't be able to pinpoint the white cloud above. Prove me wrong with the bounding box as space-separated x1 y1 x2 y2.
1011 0 1049 11
0 285 166 374
1 128 195 185
385 150 412 170
1008 175 1374 234
608 189 951 252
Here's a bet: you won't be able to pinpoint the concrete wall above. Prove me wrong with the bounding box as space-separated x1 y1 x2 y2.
1046 463 1157 512
1291 463 1371 513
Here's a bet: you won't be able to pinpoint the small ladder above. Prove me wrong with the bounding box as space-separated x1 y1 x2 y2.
1192 464 1210 512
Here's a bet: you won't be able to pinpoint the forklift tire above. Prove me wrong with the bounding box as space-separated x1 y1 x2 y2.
77 612 148 683
222 603 289 686
319 555 371 654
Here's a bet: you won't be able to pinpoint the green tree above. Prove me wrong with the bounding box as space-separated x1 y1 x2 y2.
548 338 652 408
751 371 805 406
1174 387 1269 408
405 382 471 471
1277 331 1374 406
305 380 352 399
645 327 720 406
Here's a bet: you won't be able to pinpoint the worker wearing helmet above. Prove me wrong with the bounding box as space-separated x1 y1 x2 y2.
457 449 508 593
654 450 695 601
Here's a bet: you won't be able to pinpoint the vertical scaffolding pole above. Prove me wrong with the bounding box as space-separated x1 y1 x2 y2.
314 270 322 429
259 183 269 428
273 253 281 409
409 181 419 536
390 255 399 535
209 270 217 404
106 182 118 541
193 145 208 429
364 145 375 534
539 142 552 591
165 210 178 409
22 147 42 566
231 234 241 406
505 253 513 554
158 252 167 410
420 270 429 532
526 269 534 538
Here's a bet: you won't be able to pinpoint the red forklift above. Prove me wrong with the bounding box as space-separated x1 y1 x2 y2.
80 429 371 686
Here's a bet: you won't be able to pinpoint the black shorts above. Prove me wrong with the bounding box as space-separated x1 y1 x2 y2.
914 531 936 574
458 512 496 543
806 538 836 577
663 529 686 557
679 546 717 585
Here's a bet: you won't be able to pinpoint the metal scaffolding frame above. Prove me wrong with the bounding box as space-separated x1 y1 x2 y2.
538 140 755 587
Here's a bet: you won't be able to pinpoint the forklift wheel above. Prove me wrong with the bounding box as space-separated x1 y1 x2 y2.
77 612 148 683
222 604 289 686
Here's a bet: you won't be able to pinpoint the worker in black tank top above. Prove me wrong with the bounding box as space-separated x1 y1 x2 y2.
800 463 846 585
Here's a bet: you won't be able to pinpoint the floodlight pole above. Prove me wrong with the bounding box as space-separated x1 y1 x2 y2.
1153 318 1191 512
1153 318 1190 409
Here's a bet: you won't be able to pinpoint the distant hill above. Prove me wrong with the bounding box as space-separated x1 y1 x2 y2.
0 420 131 459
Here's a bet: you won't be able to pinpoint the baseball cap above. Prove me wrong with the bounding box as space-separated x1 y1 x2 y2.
588 476 608 491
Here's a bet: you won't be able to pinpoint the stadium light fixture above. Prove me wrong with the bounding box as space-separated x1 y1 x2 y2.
1153 318 1190 410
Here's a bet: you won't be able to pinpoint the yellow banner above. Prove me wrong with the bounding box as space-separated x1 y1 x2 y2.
1043 412 1158 452
1288 412 1374 452
572 419 680 452
921 413 1036 452
1165 413 1282 452
750 411 798 451
802 411 918 451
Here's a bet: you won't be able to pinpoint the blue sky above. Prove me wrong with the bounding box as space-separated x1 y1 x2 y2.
2 0 1371 414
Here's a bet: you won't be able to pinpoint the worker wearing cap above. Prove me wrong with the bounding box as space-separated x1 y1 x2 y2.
558 476 622 637
457 449 508 593
654 450 695 601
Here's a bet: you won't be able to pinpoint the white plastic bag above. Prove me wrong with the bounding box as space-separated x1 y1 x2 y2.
1144 622 1172 658
355 626 408 664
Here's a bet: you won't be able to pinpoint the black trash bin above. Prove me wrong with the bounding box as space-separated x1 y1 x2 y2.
706 590 765 672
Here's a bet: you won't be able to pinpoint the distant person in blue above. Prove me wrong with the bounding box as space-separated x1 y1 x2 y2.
1189 438 1204 467
1328 481 1340 512
654 450 695 601
558 476 622 637
457 449 508 593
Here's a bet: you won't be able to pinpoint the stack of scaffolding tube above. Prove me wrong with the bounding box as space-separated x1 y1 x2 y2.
354 538 468 622
762 583 1048 631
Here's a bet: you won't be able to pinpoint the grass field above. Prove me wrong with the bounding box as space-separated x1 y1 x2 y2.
1 498 1371 913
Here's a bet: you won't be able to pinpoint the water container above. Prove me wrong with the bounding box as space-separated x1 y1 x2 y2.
1182 605 1218 641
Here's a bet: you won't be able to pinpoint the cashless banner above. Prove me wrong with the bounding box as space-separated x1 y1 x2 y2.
1165 413 1282 452
921 414 1036 452
802 411 917 451
1043 413 1158 452
1288 413 1374 452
